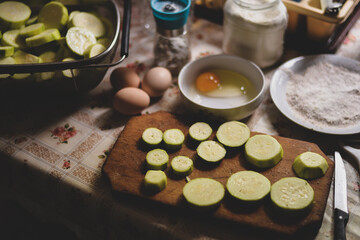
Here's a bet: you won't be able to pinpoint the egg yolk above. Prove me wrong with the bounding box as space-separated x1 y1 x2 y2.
195 72 220 92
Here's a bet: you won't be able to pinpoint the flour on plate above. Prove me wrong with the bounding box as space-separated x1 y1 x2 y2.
285 61 360 128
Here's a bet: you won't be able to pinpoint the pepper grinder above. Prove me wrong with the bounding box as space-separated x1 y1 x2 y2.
151 0 191 75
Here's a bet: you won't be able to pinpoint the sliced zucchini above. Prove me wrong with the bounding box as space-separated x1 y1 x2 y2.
19 23 45 38
163 128 185 149
38 1 68 30
25 28 61 48
142 127 163 147
145 148 169 170
270 177 314 213
26 16 38 26
84 43 106 58
183 178 225 210
196 140 226 163
38 51 58 81
100 16 114 38
69 12 106 38
97 38 110 47
245 134 283 168
1 29 26 49
66 27 97 56
0 46 14 58
226 171 271 202
0 57 16 78
0 1 31 29
293 152 329 179
39 50 58 63
189 122 212 142
11 50 40 80
216 121 250 147
13 50 40 64
62 57 79 78
143 170 167 193
171 156 193 176
68 10 80 23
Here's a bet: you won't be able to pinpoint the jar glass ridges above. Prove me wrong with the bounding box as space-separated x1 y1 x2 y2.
151 0 191 75
222 0 288 68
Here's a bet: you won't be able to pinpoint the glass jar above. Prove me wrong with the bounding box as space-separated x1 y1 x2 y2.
222 0 288 68
154 26 190 75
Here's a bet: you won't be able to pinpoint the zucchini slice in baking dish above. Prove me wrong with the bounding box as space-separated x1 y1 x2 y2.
38 1 68 30
0 1 31 29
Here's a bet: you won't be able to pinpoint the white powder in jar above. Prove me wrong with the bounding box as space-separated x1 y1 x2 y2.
222 0 288 68
285 61 360 128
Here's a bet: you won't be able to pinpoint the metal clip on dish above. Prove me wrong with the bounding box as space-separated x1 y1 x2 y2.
0 0 132 75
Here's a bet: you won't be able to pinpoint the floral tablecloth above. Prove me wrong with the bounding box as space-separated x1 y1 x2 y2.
0 1 359 239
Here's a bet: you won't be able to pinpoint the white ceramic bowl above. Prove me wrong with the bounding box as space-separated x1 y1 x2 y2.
178 54 265 121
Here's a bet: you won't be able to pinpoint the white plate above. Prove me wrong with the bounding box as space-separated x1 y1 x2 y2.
270 54 360 135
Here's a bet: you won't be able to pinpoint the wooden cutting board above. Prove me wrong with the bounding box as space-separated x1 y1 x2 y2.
103 111 334 238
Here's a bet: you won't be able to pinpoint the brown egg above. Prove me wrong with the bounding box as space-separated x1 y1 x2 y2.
110 67 140 90
141 67 172 97
113 87 150 115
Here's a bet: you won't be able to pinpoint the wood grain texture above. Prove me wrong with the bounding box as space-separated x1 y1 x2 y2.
103 111 334 237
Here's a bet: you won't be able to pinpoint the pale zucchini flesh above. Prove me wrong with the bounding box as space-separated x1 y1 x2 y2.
142 127 163 146
216 121 250 147
0 1 113 71
196 140 226 163
226 171 271 202
39 51 58 81
19 23 45 38
146 148 169 170
0 46 14 58
66 27 97 56
85 43 106 58
1 29 26 49
293 152 329 179
0 57 16 78
13 50 40 64
61 57 80 78
38 1 68 30
11 50 40 80
189 122 212 141
25 28 61 48
183 178 225 209
270 177 314 212
171 156 193 176
0 1 31 29
245 134 283 168
163 128 185 148
70 12 106 38
26 16 38 26
143 170 167 193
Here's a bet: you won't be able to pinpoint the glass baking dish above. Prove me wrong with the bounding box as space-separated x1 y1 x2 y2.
0 0 131 94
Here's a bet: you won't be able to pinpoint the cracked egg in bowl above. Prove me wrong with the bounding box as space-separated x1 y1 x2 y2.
178 54 265 121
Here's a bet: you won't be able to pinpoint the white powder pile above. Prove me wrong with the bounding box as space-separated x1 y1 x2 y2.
285 61 360 128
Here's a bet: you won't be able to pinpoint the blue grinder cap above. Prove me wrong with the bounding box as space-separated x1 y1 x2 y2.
151 0 191 30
